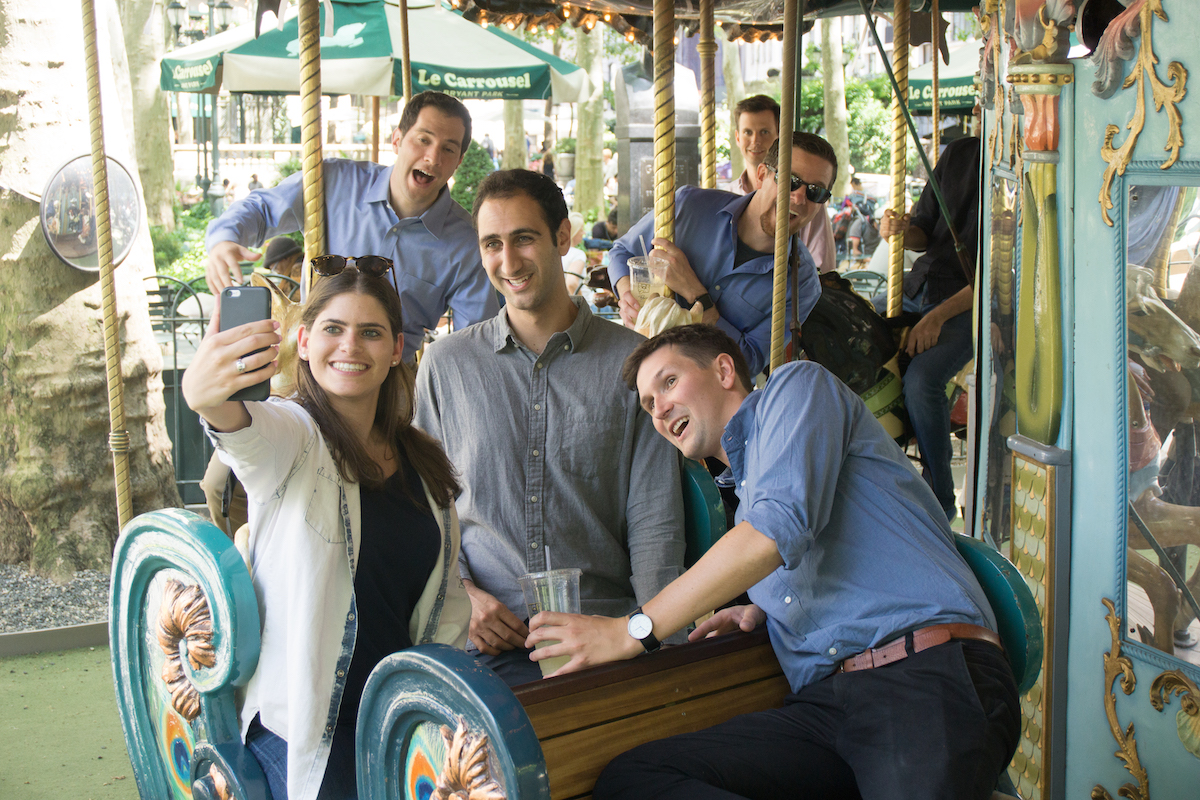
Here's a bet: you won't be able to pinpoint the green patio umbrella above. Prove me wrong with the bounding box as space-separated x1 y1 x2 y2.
160 0 588 102
905 41 981 114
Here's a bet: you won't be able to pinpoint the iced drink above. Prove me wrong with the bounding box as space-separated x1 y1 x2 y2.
628 256 668 305
518 568 581 678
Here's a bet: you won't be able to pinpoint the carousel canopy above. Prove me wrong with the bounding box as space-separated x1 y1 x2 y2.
161 0 589 103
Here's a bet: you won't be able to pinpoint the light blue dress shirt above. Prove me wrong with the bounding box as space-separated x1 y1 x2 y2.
725 361 996 693
608 186 821 375
206 158 499 361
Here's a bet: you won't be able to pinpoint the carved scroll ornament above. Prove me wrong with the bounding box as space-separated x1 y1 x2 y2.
1150 669 1200 759
1092 598 1150 800
156 578 216 721
1093 0 1187 226
434 716 506 800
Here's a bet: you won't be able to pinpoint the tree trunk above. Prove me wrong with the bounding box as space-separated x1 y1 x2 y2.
0 0 181 579
119 0 177 229
502 99 526 169
573 26 605 219
176 93 194 146
721 34 746 180
820 19 852 198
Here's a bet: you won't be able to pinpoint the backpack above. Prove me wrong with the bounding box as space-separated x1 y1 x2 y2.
831 206 855 241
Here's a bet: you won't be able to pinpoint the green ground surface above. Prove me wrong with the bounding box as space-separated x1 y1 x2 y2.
0 646 138 800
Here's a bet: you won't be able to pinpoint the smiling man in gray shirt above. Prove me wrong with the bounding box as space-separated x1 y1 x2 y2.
414 169 685 685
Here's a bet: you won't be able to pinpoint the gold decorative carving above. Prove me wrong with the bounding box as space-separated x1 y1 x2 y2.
433 716 506 800
208 763 234 800
1150 669 1200 759
156 578 216 721
1092 598 1150 800
1098 0 1188 226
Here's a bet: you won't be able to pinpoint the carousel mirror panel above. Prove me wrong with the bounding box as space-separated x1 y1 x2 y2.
1124 181 1200 671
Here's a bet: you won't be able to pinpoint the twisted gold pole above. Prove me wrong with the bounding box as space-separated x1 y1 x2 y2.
698 0 717 189
770 0 799 371
931 0 940 165
886 0 910 319
80 0 132 530
299 0 326 300
399 0 413 101
652 0 676 244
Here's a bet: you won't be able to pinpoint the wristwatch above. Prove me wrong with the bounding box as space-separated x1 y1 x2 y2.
627 606 661 653
695 292 715 311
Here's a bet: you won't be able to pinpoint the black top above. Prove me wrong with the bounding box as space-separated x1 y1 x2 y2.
337 450 440 725
904 136 981 308
591 220 611 240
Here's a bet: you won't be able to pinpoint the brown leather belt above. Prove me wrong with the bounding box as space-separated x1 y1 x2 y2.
837 623 1003 674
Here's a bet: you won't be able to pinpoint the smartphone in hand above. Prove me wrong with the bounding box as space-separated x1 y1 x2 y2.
220 286 272 402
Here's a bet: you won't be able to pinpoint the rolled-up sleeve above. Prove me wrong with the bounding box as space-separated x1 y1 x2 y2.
739 367 852 569
205 172 305 250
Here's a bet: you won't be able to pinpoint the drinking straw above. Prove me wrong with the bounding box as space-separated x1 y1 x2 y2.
545 545 552 572
639 235 649 260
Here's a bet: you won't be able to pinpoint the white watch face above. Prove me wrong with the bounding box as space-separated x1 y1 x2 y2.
628 613 653 639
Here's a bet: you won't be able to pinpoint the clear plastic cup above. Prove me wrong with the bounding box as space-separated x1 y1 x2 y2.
518 568 582 677
627 256 669 305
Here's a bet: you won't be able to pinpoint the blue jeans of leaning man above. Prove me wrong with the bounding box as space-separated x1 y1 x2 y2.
871 290 973 521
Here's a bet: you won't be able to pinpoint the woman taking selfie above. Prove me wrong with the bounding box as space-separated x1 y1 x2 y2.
182 258 470 800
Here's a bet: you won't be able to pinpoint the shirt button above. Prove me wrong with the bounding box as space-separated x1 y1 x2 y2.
337 669 345 677
347 613 355 621
744 440 749 446
532 449 539 457
740 480 746 486
534 403 542 411
563 344 570 351
530 496 538 503
536 362 543 369
784 596 792 604
715 284 721 290
530 541 538 550
326 725 334 732
829 647 838 656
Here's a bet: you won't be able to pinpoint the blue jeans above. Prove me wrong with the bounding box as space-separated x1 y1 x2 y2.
245 716 359 800
904 309 973 520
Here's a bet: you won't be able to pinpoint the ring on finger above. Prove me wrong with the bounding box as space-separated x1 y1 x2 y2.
235 358 247 374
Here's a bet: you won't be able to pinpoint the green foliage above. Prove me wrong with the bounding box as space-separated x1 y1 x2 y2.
151 202 214 281
557 137 577 154
276 157 302 184
451 139 496 212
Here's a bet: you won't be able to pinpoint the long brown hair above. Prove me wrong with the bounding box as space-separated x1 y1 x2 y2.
295 269 460 506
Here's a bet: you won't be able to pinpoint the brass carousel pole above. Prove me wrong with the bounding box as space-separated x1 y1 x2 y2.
371 97 381 163
885 0 911 318
698 0 717 189
299 0 327 299
931 0 940 165
399 0 413 101
770 0 799 371
80 0 133 529
653 0 676 244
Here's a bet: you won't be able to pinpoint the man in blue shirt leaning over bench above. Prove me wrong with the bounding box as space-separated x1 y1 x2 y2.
528 324 1020 800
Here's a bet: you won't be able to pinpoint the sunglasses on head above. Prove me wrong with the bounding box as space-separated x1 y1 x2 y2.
770 167 833 205
310 254 394 278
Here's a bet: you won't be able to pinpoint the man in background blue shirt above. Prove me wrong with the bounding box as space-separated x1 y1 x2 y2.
607 133 831 376
205 91 498 362
528 325 1019 799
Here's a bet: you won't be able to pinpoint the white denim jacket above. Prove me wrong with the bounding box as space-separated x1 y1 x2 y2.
206 398 470 800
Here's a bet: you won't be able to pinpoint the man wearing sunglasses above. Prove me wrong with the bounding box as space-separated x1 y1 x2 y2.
204 91 499 363
723 95 837 275
608 132 835 377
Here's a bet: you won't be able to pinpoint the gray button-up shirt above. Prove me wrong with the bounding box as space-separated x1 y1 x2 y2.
414 298 685 621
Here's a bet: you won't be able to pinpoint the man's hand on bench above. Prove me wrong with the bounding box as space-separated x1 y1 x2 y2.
526 612 642 677
690 604 765 641
463 579 529 655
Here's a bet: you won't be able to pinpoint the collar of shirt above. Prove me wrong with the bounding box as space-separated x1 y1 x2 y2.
736 168 754 195
371 166 457 239
489 296 595 354
722 388 762 485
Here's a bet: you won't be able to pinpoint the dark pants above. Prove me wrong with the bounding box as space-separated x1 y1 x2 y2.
245 716 359 800
594 640 1020 800
472 645 545 687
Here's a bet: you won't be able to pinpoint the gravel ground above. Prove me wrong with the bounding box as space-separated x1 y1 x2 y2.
0 565 109 633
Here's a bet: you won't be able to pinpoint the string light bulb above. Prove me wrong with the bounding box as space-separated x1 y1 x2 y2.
547 23 556 33
626 30 635 42
603 13 611 21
